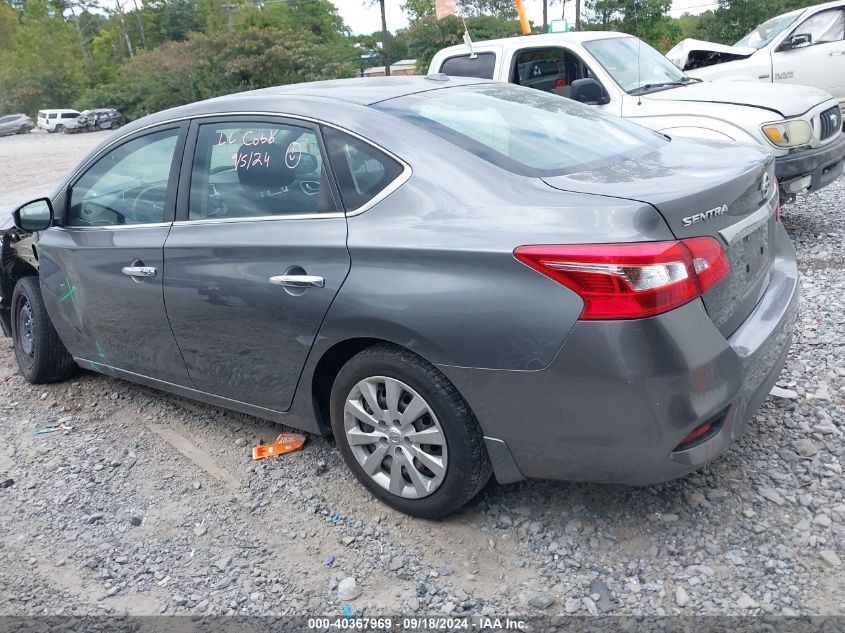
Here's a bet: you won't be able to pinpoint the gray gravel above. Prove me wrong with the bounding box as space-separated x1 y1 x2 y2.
0 134 843 618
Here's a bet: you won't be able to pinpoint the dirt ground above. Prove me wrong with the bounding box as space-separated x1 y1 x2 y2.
0 131 843 621
0 130 109 220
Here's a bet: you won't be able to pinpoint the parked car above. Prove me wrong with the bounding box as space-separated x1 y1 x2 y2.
0 77 798 517
430 32 845 201
36 109 81 133
0 113 34 137
77 108 125 132
667 0 845 118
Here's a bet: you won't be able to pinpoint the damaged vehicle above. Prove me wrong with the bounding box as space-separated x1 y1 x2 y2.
431 32 845 201
667 0 845 116
1 77 798 517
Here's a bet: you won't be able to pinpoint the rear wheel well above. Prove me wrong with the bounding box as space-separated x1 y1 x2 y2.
311 338 392 435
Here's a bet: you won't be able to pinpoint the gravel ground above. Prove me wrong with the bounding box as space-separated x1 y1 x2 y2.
0 133 843 620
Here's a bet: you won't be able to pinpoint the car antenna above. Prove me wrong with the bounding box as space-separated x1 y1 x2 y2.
461 15 477 58
635 0 642 106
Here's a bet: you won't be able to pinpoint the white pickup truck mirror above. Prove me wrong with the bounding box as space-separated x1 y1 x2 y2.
780 33 812 51
570 78 611 106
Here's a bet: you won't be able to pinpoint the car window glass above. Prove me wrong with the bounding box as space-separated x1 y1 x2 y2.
189 122 333 220
322 127 404 210
49 114 57 119
0 116 10 123
511 47 596 99
68 129 179 227
736 12 802 49
795 9 845 44
440 53 496 79
583 37 686 93
62 113 76 119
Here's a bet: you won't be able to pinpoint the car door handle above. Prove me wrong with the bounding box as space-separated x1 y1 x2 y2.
269 274 325 288
122 266 157 278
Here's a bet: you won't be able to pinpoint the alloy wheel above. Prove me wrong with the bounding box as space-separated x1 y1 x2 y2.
344 376 448 499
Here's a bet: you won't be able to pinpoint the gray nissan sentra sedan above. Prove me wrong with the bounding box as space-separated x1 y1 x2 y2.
0 76 799 518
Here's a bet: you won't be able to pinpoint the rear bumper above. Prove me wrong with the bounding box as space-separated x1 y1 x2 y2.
775 133 845 194
440 222 799 485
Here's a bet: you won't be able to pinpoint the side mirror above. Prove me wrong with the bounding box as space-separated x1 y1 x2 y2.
13 198 53 232
783 33 812 50
570 78 611 106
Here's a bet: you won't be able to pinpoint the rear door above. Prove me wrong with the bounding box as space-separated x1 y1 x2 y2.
772 7 845 110
163 116 349 411
38 124 191 382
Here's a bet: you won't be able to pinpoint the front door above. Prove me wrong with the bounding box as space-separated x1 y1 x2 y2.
39 124 192 384
163 117 350 411
772 7 845 110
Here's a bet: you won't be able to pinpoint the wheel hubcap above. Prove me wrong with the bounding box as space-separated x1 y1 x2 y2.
344 376 447 499
19 300 34 357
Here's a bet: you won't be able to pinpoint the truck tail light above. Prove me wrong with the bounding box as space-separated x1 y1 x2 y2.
514 238 729 320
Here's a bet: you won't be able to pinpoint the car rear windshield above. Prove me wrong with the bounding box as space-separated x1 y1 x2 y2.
375 84 666 177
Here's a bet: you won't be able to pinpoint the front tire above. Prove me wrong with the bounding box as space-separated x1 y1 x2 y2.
330 344 491 518
11 277 75 384
54 124 64 134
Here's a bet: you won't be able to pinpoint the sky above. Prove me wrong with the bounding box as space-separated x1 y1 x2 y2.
337 0 720 35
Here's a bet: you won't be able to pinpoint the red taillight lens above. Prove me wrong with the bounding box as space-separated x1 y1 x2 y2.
514 238 729 320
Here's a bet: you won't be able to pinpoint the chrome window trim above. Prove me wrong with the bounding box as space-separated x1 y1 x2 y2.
173 212 346 226
57 222 173 231
66 111 413 221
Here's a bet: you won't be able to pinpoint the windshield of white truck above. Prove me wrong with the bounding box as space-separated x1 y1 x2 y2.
583 37 693 95
735 11 802 49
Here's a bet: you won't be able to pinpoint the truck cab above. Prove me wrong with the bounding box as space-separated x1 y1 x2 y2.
430 32 845 201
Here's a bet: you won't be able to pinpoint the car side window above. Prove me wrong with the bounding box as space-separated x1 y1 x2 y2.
62 113 77 119
188 122 333 220
68 128 179 227
440 52 496 79
511 47 596 98
794 9 845 44
322 127 404 211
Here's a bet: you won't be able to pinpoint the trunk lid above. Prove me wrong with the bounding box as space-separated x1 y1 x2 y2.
543 138 777 335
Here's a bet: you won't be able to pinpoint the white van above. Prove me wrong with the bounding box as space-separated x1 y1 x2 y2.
36 109 81 133
667 0 845 116
430 31 845 200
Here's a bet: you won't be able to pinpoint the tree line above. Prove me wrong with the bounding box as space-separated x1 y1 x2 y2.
0 0 831 121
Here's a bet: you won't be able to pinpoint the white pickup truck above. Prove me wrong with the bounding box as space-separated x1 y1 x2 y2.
429 31 845 200
667 0 845 116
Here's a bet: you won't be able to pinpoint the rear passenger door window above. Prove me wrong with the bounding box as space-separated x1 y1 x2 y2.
188 121 336 220
322 127 405 211
440 52 496 79
511 47 597 98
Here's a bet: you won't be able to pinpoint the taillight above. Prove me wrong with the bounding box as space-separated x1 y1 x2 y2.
514 238 729 320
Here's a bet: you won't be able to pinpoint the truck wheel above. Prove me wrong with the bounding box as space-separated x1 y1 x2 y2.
19 126 29 135
330 344 491 518
54 124 64 134
11 277 75 384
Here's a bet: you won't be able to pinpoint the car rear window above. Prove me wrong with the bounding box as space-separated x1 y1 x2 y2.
439 53 496 79
375 84 666 177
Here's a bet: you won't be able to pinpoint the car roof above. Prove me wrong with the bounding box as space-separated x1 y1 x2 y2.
39 109 79 113
211 75 489 106
117 75 491 135
436 30 631 56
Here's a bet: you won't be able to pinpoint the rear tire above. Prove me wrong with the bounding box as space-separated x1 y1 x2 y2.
18 126 29 135
11 277 75 384
330 344 491 519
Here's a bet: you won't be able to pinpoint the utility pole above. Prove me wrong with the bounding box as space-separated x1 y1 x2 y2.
379 0 390 76
542 0 547 32
574 0 581 30
223 3 237 35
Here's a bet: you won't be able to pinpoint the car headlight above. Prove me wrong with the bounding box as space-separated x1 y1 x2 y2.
761 120 812 147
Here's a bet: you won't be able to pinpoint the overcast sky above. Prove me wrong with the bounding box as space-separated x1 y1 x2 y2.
337 0 719 35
